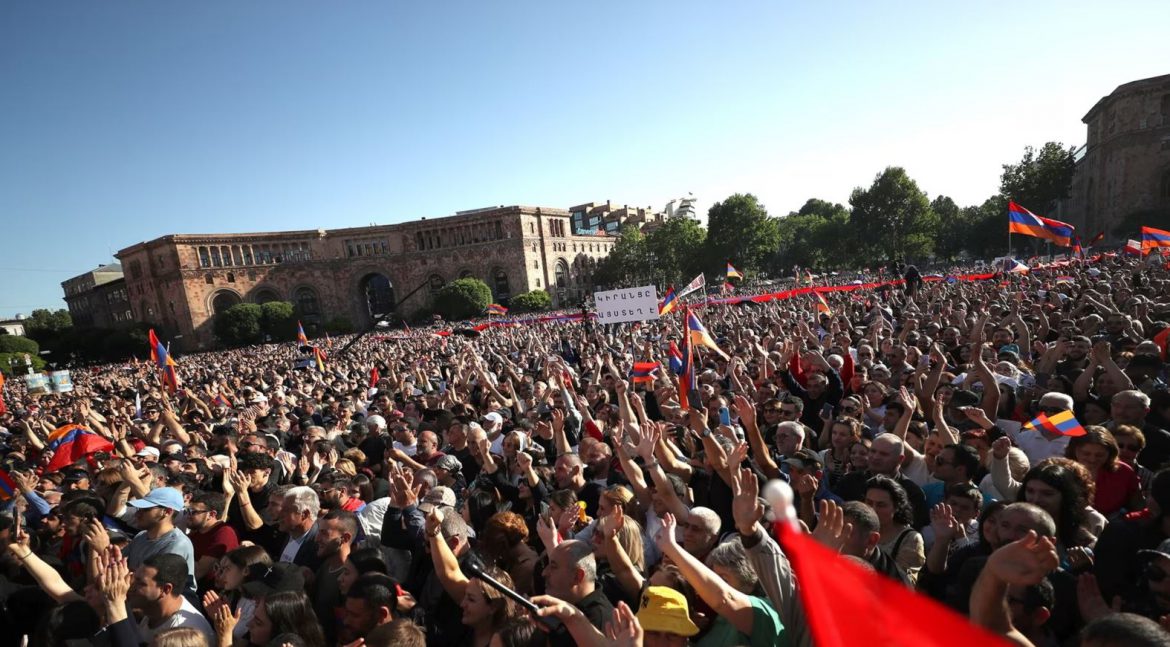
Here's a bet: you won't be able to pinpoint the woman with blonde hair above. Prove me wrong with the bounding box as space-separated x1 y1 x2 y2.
152 627 209 647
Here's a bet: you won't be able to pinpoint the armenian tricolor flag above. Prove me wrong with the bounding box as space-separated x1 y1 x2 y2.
726 262 743 280
314 347 327 372
1142 226 1170 253
668 340 684 375
212 393 232 408
1023 410 1086 437
1071 236 1083 259
0 468 16 501
147 329 180 393
678 309 698 410
659 285 679 315
297 321 309 345
1008 201 1075 247
45 424 115 471
630 362 660 384
687 310 729 360
487 304 508 316
814 291 831 315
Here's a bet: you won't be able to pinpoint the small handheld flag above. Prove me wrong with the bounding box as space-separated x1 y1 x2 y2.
45 424 115 471
726 262 742 280
212 393 232 408
678 309 699 409
630 362 660 384
668 341 684 375
814 291 831 315
297 321 309 346
487 303 508 316
1024 410 1086 437
314 347 327 372
147 329 180 393
659 285 679 315
0 468 16 501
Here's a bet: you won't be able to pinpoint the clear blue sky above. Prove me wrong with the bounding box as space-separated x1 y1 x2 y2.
2 1 1168 318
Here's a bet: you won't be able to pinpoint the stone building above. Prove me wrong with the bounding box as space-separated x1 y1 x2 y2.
61 263 133 329
112 204 635 349
1063 73 1170 235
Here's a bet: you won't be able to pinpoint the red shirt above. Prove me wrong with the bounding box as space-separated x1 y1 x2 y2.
189 522 239 563
1094 462 1141 516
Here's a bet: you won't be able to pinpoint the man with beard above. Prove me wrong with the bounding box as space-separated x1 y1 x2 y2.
314 509 359 645
554 452 604 517
186 491 239 592
119 487 197 594
128 553 215 645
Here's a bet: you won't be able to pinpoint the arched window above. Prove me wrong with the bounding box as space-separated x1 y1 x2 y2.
254 289 280 304
360 274 395 318
555 260 569 289
295 287 320 316
493 268 510 297
459 269 474 279
211 291 241 315
428 274 445 294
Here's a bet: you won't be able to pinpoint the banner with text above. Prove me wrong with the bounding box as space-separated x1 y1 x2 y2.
594 285 661 324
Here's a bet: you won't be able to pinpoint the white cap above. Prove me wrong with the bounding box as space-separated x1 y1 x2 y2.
366 414 387 430
135 446 161 458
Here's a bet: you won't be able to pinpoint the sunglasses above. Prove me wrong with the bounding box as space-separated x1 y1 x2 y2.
1117 442 1143 452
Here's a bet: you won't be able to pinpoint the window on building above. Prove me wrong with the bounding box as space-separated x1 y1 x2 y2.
243 247 254 265
198 248 210 268
227 272 235 283
210 248 222 267
295 287 320 315
555 260 569 289
205 275 213 285
428 274 445 294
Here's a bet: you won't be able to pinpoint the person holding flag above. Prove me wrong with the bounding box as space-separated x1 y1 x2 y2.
726 261 743 280
148 329 180 393
1008 201 1076 247
297 321 309 346
659 285 679 315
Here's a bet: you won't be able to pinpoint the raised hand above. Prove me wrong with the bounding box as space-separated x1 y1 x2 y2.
986 531 1059 586
605 601 644 647
811 499 852 553
636 424 661 462
655 512 679 552
536 513 560 551
929 503 962 544
991 436 1012 461
731 466 764 535
82 519 111 554
424 507 445 539
733 394 756 426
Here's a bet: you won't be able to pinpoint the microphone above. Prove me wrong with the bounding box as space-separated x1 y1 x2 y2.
465 561 559 629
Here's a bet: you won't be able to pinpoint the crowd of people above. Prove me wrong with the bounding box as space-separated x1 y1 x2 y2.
3 254 1170 647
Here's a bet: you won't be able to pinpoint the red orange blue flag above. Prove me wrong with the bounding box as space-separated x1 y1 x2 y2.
659 285 679 315
726 262 742 279
297 321 309 345
1023 410 1086 437
630 362 660 384
0 468 16 501
668 340 684 375
487 304 508 316
687 310 729 360
1008 201 1075 247
1141 226 1170 253
147 329 180 393
678 309 698 409
45 424 115 471
814 291 831 315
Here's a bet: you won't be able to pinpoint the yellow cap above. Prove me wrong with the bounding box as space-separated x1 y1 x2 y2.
637 586 700 637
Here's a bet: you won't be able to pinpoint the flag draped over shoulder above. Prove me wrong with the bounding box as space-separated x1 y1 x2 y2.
45 424 114 471
147 329 180 393
1008 201 1075 246
1142 226 1170 253
774 520 1009 647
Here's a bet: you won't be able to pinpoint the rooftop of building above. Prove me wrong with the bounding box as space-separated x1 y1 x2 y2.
1083 72 1170 122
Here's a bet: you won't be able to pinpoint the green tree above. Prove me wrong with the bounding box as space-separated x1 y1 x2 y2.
645 217 707 286
434 278 492 320
961 195 1010 259
592 225 648 288
848 167 939 261
510 289 552 313
772 199 855 272
0 353 46 376
0 335 39 355
214 303 264 345
704 194 779 275
23 308 72 342
931 195 969 261
260 301 296 340
999 142 1078 215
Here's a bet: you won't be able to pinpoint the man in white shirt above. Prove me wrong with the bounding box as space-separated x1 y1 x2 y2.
129 553 215 645
1014 392 1074 465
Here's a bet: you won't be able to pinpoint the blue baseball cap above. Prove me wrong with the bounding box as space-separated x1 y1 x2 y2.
128 487 185 512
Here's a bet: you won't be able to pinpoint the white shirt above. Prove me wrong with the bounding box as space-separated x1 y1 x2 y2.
1015 429 1069 466
136 596 215 646
279 532 308 563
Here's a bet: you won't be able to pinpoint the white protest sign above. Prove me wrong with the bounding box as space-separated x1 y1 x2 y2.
593 285 660 324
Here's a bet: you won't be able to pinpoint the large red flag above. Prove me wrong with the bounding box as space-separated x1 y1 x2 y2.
370 367 381 389
774 521 1009 647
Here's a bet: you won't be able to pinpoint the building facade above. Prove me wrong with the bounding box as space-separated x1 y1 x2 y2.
113 204 635 349
1063 74 1170 235
61 263 133 329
